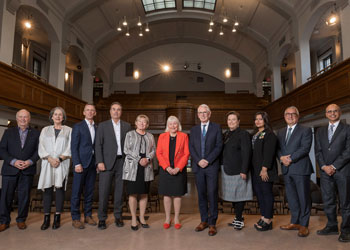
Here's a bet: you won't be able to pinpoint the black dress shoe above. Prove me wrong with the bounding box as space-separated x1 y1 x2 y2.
131 225 139 231
98 220 107 230
52 214 61 230
255 221 273 231
317 226 339 235
339 233 350 242
41 214 50 230
140 223 150 228
115 218 124 227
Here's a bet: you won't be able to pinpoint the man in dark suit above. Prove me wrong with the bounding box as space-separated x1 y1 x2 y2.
70 104 98 229
315 104 350 242
189 104 222 236
0 109 39 232
95 102 131 230
277 106 313 237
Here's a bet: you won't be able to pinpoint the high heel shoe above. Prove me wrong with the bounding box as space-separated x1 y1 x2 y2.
41 214 50 230
52 214 61 230
137 217 150 228
174 223 182 230
163 220 171 229
131 224 139 231
255 221 273 231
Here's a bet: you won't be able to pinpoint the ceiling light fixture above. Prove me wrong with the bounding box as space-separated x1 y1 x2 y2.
137 16 142 26
210 16 214 26
208 26 213 32
122 16 127 26
139 27 143 37
133 70 140 79
225 69 231 78
117 21 122 31
326 4 337 26
24 21 32 29
232 27 236 32
234 16 239 26
145 23 150 32
220 26 224 36
162 64 171 72
126 26 130 36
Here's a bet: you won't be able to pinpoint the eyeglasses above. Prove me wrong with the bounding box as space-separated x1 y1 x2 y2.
198 112 208 115
285 113 298 117
326 110 339 114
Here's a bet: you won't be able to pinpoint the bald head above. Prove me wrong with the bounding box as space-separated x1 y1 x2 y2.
16 109 31 130
325 104 341 124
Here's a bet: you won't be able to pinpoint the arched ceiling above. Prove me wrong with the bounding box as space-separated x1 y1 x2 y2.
52 0 300 68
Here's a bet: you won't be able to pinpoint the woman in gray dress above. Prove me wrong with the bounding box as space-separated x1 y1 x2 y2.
220 111 252 230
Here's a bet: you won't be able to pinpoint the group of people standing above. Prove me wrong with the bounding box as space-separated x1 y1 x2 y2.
0 102 349 243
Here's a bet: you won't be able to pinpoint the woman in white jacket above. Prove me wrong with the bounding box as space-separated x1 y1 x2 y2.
38 107 71 230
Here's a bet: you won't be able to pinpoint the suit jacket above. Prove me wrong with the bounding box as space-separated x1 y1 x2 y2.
95 119 131 170
277 124 313 175
156 131 190 171
0 126 40 176
71 120 97 168
315 122 350 176
222 127 251 175
189 122 223 173
251 129 278 182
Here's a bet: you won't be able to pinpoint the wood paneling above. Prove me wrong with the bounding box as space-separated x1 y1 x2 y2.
0 62 86 123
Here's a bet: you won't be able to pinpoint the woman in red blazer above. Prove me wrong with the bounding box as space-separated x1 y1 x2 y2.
157 116 190 230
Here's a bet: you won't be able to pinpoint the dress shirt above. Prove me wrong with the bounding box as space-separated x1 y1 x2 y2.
328 120 340 133
201 121 210 134
85 119 95 144
112 119 122 156
285 123 297 140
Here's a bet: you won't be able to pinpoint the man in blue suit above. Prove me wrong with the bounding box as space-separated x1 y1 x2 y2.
277 106 313 237
71 104 97 229
0 109 39 232
189 104 222 236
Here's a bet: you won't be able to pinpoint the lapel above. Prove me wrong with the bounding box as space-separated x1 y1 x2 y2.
163 132 170 158
22 127 32 149
109 120 117 146
120 120 126 150
330 122 343 145
281 127 287 144
14 127 22 150
174 132 182 156
286 124 299 145
81 120 93 145
204 122 211 143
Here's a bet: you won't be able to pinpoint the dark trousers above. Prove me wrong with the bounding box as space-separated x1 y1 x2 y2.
232 201 245 220
320 171 350 233
71 161 97 220
194 166 219 226
252 176 274 219
43 183 65 214
0 173 33 224
98 158 124 221
284 174 311 227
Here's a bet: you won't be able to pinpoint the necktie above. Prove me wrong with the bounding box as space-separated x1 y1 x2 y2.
328 124 335 143
285 127 292 145
202 124 207 137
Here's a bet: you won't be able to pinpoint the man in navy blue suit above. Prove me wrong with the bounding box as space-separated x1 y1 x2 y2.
189 104 222 236
0 109 39 232
70 104 97 229
277 106 313 237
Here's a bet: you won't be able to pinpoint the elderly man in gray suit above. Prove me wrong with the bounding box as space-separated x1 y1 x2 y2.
277 106 313 237
315 104 350 242
95 102 131 230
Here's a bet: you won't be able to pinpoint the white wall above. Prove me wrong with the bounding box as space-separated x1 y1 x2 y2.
112 43 253 94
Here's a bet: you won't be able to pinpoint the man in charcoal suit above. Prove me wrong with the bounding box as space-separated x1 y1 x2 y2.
315 104 350 242
95 102 131 230
277 106 313 237
0 109 39 231
189 104 223 236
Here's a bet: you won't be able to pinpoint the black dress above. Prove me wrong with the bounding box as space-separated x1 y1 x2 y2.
158 136 187 196
126 134 150 195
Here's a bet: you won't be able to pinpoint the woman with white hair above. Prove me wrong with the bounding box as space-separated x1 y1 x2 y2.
156 116 190 229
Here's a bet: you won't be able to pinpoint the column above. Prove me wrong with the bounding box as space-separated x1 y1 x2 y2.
0 1 16 65
271 65 282 100
49 41 66 90
82 68 93 103
294 39 311 86
340 4 350 59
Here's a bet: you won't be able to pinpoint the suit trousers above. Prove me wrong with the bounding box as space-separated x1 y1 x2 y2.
71 160 97 220
0 173 33 224
194 166 219 225
252 175 274 219
320 171 350 233
98 158 124 221
284 174 311 227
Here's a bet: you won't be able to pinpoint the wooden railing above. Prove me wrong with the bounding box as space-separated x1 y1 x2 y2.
0 62 86 123
265 58 350 126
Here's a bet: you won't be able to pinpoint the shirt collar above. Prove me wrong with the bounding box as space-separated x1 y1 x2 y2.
329 120 340 128
111 119 120 126
201 121 210 127
85 119 94 126
18 126 29 132
287 123 297 130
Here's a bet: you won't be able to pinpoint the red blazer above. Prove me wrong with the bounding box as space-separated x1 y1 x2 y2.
156 131 190 171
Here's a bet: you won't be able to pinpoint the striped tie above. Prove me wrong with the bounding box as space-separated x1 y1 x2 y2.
328 124 335 143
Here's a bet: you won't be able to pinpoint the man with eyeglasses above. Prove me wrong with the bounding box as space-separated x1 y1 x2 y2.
315 104 350 242
277 106 313 237
189 104 222 236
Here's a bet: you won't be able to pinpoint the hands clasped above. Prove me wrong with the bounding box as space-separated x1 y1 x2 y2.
14 160 31 170
322 165 336 176
166 167 180 175
280 155 292 166
198 159 209 168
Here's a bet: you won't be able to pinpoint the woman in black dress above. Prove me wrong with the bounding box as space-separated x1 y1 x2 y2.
123 115 156 231
251 111 278 231
156 116 190 229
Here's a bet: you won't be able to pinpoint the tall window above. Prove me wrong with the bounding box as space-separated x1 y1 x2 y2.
183 0 216 11
33 58 42 76
322 55 332 69
142 0 176 13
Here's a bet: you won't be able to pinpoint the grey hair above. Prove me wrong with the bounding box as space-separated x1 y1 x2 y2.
197 104 211 113
49 107 67 124
165 116 182 132
284 106 299 116
16 109 31 119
